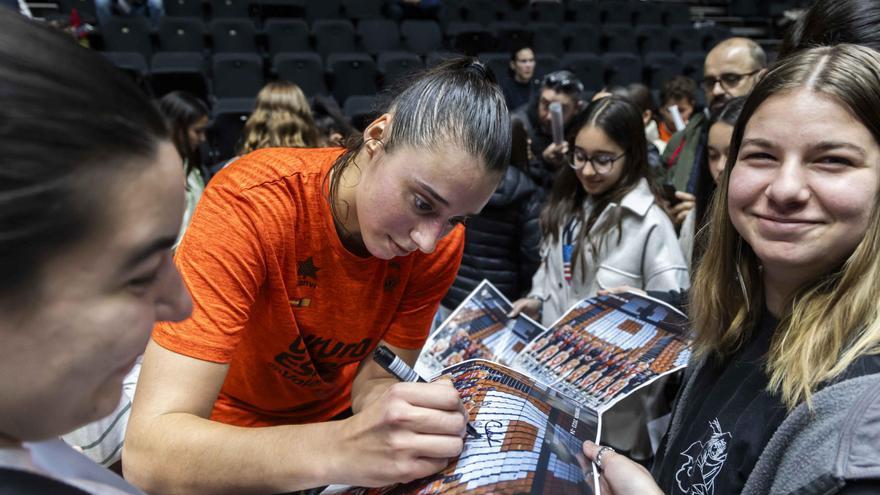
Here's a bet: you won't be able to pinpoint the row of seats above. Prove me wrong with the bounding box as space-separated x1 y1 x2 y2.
98 16 725 61
104 48 709 103
60 0 693 27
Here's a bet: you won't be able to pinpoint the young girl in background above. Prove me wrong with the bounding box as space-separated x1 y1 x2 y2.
157 91 210 241
510 96 688 326
510 96 688 461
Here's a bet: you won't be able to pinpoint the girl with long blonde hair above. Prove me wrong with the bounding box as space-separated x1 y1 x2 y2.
237 81 322 154
582 43 880 495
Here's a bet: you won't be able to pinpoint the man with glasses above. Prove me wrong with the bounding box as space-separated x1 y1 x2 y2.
662 37 767 193
513 70 585 191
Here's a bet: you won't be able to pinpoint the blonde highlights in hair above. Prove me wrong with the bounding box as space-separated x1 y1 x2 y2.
238 81 321 154
691 44 880 409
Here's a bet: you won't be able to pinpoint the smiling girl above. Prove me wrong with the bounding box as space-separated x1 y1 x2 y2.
510 97 688 327
124 59 511 493
583 43 880 495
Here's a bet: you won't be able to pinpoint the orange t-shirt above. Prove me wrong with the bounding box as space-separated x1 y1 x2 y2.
153 147 464 427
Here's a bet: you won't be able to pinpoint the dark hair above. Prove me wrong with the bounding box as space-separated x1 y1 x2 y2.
660 75 697 105
779 0 880 58
542 70 585 99
541 97 663 276
509 45 534 62
157 91 209 175
510 119 530 171
0 15 168 301
692 96 746 265
625 83 655 116
312 95 357 146
327 57 511 227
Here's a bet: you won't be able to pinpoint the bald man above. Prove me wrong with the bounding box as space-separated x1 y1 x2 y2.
662 37 767 193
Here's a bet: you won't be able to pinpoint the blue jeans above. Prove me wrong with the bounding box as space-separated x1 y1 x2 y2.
95 0 164 25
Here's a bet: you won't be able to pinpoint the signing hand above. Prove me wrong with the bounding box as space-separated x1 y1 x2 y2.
335 378 467 487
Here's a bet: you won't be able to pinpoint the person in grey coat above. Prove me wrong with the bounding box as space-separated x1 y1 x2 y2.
582 44 880 495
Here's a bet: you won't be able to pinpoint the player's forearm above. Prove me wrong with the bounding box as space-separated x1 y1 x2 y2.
123 412 342 494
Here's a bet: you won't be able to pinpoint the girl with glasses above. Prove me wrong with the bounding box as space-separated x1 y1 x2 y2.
510 96 688 327
509 96 689 459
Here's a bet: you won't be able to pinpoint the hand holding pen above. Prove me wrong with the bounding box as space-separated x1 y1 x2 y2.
373 344 481 439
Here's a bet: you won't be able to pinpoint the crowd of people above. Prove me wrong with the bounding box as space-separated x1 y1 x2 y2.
1 0 880 494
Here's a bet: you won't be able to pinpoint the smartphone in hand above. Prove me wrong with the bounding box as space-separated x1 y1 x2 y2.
663 183 681 207
549 101 564 146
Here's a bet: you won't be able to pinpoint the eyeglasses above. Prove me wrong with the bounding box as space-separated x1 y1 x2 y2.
700 69 761 92
543 71 584 95
569 151 626 173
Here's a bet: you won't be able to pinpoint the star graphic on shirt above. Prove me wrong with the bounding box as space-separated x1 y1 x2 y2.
297 257 320 280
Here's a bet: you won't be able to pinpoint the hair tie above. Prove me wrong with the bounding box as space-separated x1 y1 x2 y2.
465 60 493 82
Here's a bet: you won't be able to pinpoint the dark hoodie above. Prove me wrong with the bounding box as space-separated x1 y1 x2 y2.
442 166 544 309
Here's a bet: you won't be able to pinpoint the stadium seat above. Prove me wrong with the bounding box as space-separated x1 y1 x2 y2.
273 52 328 97
602 24 637 53
534 53 560 79
210 19 258 53
401 20 444 55
565 23 601 53
497 3 529 24
101 17 153 60
313 19 357 59
377 51 424 88
264 18 310 58
163 0 202 18
568 0 600 25
208 0 251 19
669 25 703 54
599 1 633 26
448 23 495 56
663 4 691 26
531 2 564 24
643 51 684 89
304 0 342 22
632 2 663 25
209 97 255 162
212 52 264 98
342 0 384 20
158 16 206 53
559 52 604 91
530 23 565 57
490 22 532 53
327 52 378 104
681 51 706 79
150 52 209 101
603 52 643 85
358 19 401 55
636 24 673 54
460 0 497 25
102 52 149 91
343 95 379 131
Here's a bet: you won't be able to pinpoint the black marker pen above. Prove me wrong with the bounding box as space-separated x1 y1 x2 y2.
373 344 481 439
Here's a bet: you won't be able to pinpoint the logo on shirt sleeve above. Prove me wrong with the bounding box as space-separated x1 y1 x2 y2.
675 418 731 495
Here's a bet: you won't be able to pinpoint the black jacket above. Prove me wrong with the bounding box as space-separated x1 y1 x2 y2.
442 166 544 309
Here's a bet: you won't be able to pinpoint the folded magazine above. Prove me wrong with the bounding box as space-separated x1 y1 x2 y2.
334 280 690 495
